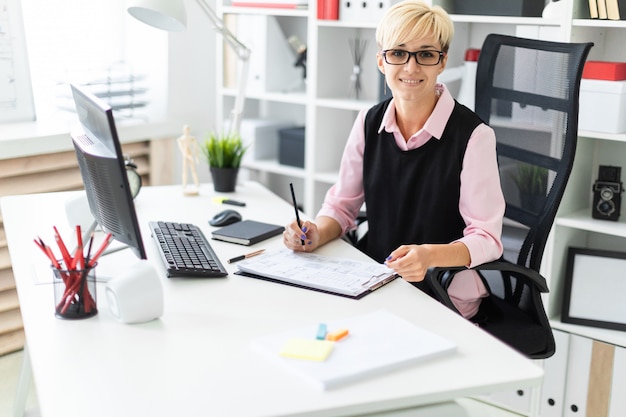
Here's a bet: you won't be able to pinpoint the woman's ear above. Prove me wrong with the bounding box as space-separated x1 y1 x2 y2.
439 52 448 72
377 52 385 74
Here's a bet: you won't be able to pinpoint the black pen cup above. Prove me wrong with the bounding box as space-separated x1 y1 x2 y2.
52 262 98 319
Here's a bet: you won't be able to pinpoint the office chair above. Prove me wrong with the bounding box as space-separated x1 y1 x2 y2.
426 34 593 359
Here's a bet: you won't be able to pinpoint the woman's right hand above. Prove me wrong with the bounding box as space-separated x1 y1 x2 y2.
283 219 318 252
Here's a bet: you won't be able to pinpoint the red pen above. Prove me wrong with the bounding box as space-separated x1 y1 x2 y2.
88 233 113 267
34 237 61 269
75 225 84 269
71 225 84 270
53 226 72 268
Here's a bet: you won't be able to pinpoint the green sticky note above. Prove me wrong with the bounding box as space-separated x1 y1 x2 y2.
279 338 335 361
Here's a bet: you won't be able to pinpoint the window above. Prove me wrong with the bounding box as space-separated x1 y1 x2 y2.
20 0 167 123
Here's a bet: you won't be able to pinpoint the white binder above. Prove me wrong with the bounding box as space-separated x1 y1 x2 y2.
339 0 395 23
486 388 532 415
609 346 626 415
563 334 592 417
540 329 570 417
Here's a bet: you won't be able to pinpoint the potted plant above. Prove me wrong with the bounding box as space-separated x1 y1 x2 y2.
201 131 248 192
511 163 548 213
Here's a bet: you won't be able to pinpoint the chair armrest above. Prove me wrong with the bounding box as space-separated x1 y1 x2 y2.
471 260 549 292
424 266 466 314
425 260 549 311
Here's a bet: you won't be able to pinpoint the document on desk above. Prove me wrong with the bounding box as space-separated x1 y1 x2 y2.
235 248 398 299
251 309 458 390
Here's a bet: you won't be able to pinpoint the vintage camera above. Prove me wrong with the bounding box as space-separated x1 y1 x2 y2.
592 165 623 221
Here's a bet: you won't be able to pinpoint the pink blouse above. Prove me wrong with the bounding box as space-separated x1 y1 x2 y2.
317 84 505 318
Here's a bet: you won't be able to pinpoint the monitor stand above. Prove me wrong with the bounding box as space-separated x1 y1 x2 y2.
65 194 135 282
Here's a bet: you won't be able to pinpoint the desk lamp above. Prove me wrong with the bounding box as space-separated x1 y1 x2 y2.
127 0 250 136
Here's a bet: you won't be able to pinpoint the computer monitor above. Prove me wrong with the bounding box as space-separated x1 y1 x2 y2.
69 83 147 260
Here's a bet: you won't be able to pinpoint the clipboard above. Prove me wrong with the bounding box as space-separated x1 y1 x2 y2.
235 270 397 299
235 249 398 299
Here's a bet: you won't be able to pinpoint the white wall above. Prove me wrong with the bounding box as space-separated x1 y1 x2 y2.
166 0 220 182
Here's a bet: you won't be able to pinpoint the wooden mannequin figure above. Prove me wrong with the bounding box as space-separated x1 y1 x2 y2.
177 125 200 196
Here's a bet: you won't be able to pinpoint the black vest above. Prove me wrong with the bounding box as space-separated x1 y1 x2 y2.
361 99 483 262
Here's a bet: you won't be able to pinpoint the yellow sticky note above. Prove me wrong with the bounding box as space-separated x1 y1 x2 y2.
279 338 335 361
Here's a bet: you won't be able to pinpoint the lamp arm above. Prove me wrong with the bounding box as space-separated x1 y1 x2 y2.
195 0 250 136
230 57 249 136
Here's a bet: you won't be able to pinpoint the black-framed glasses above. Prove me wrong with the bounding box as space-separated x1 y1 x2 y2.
381 49 445 66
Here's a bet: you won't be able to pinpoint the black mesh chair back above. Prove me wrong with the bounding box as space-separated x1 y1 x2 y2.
476 34 592 271
427 34 593 359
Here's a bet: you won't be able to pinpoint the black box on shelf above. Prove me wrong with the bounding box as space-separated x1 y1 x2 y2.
452 0 544 17
278 127 305 168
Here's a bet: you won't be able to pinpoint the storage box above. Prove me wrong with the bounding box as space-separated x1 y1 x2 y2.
233 118 294 164
453 0 544 17
582 61 626 81
339 0 398 22
579 79 626 134
278 127 305 168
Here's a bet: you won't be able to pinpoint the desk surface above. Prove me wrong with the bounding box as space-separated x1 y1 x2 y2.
2 182 543 417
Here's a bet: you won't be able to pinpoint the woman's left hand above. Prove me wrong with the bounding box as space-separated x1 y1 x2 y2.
385 244 433 282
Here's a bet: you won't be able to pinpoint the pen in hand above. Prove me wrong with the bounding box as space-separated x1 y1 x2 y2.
228 249 265 264
289 183 305 245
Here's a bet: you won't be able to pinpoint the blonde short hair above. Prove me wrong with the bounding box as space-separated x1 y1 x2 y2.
375 0 454 52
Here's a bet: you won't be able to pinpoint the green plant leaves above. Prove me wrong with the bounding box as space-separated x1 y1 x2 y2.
512 163 548 195
201 131 248 168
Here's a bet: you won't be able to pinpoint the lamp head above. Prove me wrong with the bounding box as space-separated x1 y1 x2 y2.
128 0 187 32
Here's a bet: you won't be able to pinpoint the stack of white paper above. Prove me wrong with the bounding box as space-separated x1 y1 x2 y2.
251 309 457 390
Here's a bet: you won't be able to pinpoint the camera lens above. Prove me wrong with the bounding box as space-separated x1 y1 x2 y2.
597 199 615 216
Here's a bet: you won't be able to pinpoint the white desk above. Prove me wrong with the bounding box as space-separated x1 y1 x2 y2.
2 182 543 417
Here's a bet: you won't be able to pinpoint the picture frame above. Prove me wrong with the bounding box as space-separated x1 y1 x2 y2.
562 247 626 331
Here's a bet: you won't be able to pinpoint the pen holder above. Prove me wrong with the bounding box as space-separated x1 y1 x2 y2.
52 262 98 319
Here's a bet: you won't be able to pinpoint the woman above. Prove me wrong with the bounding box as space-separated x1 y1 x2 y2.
283 0 505 319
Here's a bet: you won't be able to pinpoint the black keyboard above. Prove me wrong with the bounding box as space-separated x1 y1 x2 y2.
149 221 228 278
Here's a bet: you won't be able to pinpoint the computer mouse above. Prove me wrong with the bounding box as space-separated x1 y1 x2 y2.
209 209 242 227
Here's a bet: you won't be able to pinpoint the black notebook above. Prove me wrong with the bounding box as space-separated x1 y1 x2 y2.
211 220 285 246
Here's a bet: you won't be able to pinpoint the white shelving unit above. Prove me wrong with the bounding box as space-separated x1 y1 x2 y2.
214 0 579 215
214 2 626 413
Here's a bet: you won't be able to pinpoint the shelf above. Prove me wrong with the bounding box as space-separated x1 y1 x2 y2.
315 97 377 111
450 15 559 25
317 20 378 29
556 209 626 237
221 88 308 105
222 6 309 17
241 159 306 177
578 130 626 142
551 319 626 348
572 18 626 28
